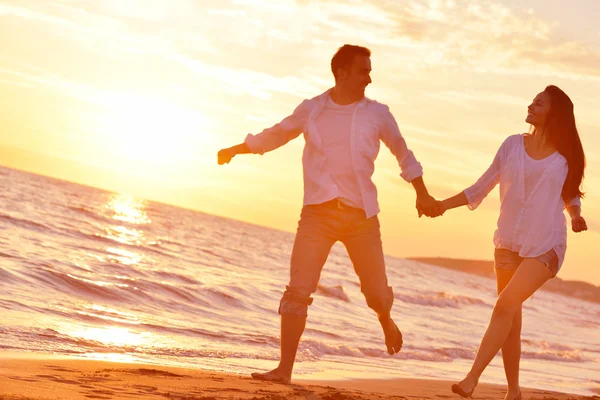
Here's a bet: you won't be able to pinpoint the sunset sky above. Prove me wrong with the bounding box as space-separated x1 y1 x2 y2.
1 0 599 284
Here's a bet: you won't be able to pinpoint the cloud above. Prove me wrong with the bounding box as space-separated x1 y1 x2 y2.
310 0 590 81
425 90 530 110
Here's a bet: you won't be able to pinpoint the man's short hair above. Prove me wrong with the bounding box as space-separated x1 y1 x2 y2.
331 44 371 79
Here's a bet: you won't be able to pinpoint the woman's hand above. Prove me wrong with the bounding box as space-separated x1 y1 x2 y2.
420 200 445 218
571 216 588 233
430 200 446 218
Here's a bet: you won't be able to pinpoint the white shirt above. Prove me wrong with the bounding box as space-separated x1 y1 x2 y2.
314 97 362 208
464 134 581 268
244 88 423 218
524 150 557 201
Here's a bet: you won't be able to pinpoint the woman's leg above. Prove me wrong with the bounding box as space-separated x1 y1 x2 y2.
455 259 552 394
496 269 522 399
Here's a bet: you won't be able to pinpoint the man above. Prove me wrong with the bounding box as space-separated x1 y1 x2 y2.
217 44 437 384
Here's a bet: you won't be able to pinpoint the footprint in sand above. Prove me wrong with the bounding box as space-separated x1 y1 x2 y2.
35 374 80 385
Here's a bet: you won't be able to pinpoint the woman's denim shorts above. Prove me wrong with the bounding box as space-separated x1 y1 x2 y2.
494 248 560 277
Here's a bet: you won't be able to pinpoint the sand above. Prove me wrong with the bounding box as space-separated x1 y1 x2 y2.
0 353 596 400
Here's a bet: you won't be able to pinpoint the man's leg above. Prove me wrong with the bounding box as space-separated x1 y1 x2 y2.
252 205 338 383
341 213 400 354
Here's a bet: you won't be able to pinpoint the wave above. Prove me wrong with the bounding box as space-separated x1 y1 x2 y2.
0 322 591 366
305 328 343 340
20 263 232 313
149 237 189 251
394 291 488 308
68 206 106 221
0 327 119 354
141 324 280 347
24 266 137 303
203 287 246 309
0 251 21 259
0 267 20 284
0 213 53 233
76 232 178 260
521 350 587 362
153 270 199 285
519 340 588 362
296 340 479 362
522 339 577 352
298 341 588 364
316 284 350 302
0 298 37 312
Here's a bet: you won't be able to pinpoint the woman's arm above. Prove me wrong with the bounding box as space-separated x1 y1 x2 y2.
440 191 469 213
566 202 587 232
566 204 581 219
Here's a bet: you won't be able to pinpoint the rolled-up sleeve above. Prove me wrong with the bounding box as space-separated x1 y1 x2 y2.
244 100 310 155
379 107 423 183
464 139 508 210
564 196 582 209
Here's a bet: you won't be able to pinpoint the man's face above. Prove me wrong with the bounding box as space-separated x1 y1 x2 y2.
341 55 371 96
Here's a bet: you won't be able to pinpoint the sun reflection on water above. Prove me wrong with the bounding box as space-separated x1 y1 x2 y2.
92 194 152 265
105 195 152 225
70 326 149 347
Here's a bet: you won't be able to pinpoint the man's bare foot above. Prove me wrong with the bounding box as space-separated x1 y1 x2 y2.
504 389 522 400
379 316 403 355
251 368 291 384
451 374 478 398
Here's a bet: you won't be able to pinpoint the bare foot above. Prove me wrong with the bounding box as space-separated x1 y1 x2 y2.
251 368 291 384
379 317 403 355
504 389 522 400
451 374 478 398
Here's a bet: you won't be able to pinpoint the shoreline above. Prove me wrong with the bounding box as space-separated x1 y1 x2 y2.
1 352 596 400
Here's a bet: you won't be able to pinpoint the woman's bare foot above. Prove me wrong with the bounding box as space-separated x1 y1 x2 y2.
251 367 291 384
451 374 478 398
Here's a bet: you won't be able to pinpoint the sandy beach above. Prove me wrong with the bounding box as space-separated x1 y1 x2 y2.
1 353 596 400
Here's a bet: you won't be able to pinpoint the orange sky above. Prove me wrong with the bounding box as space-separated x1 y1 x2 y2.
1 0 600 284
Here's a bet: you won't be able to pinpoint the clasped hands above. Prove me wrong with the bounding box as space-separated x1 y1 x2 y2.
416 194 445 218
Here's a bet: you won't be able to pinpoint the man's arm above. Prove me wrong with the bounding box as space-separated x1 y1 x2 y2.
379 107 436 217
411 176 437 218
217 143 250 165
217 100 310 165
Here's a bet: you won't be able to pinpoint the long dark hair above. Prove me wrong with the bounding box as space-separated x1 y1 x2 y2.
540 85 586 202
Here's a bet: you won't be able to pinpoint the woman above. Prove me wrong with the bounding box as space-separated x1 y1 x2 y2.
435 85 588 400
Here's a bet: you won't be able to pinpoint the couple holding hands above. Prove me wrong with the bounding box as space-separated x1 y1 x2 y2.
217 44 587 399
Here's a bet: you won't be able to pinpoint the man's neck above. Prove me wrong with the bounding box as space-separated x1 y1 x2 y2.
330 86 363 105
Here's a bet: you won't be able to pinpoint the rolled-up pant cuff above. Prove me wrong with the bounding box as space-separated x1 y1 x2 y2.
364 286 394 316
278 287 313 317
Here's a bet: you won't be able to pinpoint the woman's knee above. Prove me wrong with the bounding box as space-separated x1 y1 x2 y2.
493 295 521 318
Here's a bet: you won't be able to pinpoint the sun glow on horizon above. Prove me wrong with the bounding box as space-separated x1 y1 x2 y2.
1 0 599 284
93 94 212 167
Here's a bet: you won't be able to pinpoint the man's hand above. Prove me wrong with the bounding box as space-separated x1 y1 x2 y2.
572 216 588 233
217 148 235 165
428 200 446 218
416 194 440 218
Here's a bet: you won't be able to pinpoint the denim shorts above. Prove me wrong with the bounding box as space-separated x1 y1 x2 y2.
494 248 560 277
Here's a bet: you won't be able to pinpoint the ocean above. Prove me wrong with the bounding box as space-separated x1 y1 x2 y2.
0 166 598 395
